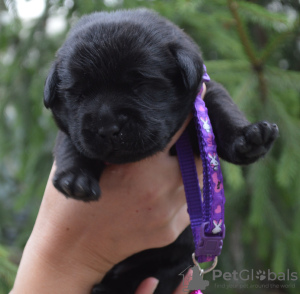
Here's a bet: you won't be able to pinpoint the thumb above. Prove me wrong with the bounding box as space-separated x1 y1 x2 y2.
164 82 207 153
164 113 193 153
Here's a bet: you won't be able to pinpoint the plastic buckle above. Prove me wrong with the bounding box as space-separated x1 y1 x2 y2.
195 222 225 257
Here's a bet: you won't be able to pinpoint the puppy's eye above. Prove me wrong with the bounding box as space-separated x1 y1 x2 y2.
132 84 145 95
73 93 85 102
132 83 151 96
65 88 83 99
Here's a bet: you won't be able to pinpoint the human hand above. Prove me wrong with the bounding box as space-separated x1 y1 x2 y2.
135 269 193 294
11 86 206 294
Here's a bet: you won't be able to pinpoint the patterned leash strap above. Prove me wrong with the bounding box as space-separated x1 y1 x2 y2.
175 66 226 271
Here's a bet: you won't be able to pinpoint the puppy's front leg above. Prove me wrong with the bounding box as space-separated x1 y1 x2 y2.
204 81 279 165
53 131 104 201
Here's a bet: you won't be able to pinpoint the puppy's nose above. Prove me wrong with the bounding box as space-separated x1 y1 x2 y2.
98 124 120 139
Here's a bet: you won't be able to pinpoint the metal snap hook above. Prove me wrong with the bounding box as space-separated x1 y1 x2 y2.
192 253 218 276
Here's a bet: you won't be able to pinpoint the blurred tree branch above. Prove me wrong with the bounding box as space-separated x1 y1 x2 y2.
227 0 268 102
0 1 300 293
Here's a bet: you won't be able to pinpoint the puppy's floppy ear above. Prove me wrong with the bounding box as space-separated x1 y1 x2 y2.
44 62 59 109
169 44 203 91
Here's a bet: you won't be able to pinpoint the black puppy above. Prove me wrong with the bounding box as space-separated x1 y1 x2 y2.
44 9 278 293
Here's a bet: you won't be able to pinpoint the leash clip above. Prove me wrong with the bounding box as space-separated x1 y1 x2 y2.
192 253 218 277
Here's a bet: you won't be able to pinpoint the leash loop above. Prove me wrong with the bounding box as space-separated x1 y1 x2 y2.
192 253 218 277
175 65 226 266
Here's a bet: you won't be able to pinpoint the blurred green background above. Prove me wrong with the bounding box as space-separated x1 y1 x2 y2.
0 0 299 293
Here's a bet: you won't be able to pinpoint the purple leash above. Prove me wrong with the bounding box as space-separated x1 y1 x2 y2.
175 66 225 274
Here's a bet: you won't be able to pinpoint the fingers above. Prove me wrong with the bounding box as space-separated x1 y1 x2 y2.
135 277 159 294
135 268 193 294
173 268 193 294
164 113 193 152
201 83 206 100
164 83 206 153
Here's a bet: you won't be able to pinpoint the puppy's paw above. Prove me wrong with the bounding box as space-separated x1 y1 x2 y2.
233 121 279 164
53 169 100 201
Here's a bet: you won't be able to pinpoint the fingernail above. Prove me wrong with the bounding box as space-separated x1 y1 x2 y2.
150 278 159 293
136 277 159 294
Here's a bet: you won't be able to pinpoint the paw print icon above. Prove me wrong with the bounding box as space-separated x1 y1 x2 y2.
256 270 266 281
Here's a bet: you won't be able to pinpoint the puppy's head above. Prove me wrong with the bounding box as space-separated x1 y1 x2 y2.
44 9 203 163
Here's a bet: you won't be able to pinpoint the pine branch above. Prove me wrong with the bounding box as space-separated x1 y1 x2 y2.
227 0 268 102
238 2 289 27
260 28 296 64
261 33 293 64
227 0 259 66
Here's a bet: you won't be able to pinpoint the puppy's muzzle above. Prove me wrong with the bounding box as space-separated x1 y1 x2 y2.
96 104 127 140
98 124 120 139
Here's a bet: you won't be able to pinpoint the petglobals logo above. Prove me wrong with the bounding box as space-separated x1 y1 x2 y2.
212 269 298 282
179 266 298 292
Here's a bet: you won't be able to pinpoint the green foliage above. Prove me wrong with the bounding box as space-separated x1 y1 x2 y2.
0 0 299 293
238 1 290 30
0 245 17 293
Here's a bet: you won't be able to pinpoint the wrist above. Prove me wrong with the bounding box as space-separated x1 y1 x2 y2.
12 231 109 294
12 205 113 294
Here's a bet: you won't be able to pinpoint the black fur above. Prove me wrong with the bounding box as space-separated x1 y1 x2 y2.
44 9 279 293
